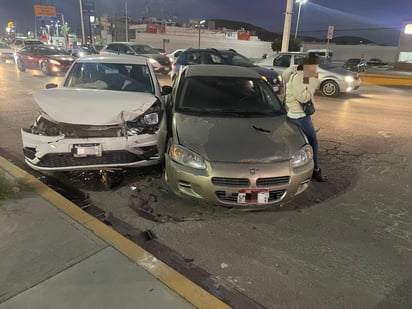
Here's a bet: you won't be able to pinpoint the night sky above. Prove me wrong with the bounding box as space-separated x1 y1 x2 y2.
1 0 411 44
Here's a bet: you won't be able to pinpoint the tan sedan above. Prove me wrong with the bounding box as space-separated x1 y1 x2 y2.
165 65 314 209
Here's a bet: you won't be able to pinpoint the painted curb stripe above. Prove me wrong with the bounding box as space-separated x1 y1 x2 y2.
0 156 231 309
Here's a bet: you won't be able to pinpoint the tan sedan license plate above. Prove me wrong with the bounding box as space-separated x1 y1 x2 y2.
237 189 269 204
72 144 102 157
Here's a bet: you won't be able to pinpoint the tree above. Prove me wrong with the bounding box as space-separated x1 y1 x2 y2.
61 23 71 49
271 37 303 52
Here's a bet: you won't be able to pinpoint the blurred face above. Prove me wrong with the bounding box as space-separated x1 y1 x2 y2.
303 64 318 84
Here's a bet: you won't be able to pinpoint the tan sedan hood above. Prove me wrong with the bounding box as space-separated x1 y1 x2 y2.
175 114 306 163
33 88 157 125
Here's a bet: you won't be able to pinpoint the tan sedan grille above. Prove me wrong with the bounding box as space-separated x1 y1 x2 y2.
211 177 250 187
256 176 290 187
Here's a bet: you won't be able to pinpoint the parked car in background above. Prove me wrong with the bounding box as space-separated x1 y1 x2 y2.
257 52 361 97
10 38 44 51
171 48 282 93
164 64 313 208
367 58 387 67
70 44 99 58
14 44 75 75
343 58 367 72
100 42 171 75
168 48 186 63
0 41 14 63
21 54 172 176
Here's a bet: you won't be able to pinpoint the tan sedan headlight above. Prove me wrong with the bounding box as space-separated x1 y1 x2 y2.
290 145 313 168
169 144 206 169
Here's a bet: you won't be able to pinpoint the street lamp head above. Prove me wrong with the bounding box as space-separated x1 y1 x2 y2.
296 0 308 4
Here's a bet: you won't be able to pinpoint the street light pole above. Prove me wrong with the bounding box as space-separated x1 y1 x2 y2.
197 19 206 49
294 0 307 39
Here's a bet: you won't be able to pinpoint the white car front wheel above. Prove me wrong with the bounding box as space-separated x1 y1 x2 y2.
320 80 340 97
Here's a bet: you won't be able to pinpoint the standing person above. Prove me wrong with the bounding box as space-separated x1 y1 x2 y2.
282 56 327 182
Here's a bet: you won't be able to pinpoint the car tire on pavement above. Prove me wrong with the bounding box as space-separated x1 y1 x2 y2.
41 61 50 76
320 80 340 97
16 59 25 72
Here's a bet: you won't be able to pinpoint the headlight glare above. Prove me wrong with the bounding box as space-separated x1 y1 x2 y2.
49 59 61 65
291 145 313 168
344 75 354 83
169 144 206 169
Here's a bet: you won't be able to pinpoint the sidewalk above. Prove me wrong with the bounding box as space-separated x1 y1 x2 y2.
0 155 230 309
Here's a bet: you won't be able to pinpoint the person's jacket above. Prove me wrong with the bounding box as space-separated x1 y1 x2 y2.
282 65 319 119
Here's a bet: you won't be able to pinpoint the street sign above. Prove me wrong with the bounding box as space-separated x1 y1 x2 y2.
327 25 334 40
8 21 14 28
34 5 56 17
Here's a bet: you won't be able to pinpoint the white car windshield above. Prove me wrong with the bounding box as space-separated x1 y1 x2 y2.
177 76 283 116
64 62 154 93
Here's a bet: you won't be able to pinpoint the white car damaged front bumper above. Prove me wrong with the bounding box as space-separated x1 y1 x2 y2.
21 126 166 172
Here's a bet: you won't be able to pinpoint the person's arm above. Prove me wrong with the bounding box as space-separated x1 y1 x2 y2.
291 73 313 103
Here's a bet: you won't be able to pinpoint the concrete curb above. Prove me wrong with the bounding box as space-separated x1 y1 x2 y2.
0 155 232 309
359 72 412 86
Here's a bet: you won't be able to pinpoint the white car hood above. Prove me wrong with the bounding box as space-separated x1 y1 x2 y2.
33 88 157 125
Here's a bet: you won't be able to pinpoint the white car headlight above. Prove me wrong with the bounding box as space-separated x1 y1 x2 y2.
143 112 159 125
290 144 313 168
344 75 354 83
169 144 206 169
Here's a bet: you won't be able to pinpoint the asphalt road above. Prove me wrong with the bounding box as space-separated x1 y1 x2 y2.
1 62 412 308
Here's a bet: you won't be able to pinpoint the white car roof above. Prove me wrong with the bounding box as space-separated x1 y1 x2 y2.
75 54 148 65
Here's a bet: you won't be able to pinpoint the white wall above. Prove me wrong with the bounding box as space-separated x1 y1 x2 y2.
302 43 397 64
132 31 397 64
133 32 273 59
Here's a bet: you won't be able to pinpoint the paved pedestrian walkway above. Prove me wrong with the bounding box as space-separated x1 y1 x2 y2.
0 155 230 309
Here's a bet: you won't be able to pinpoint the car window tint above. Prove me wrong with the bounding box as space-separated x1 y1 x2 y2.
177 77 282 115
294 55 306 65
65 63 153 93
274 55 290 67
222 53 254 66
186 52 201 65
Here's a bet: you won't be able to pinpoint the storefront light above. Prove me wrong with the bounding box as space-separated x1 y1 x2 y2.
404 24 412 35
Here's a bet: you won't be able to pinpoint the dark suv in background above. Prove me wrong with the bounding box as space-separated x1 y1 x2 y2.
171 48 282 93
343 58 368 72
100 42 171 75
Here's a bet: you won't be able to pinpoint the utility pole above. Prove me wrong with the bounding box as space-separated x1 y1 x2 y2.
125 2 128 42
281 0 293 52
79 0 86 44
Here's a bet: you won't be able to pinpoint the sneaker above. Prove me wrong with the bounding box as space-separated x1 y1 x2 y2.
312 169 328 182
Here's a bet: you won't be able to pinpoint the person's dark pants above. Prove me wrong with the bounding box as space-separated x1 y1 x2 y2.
287 116 319 170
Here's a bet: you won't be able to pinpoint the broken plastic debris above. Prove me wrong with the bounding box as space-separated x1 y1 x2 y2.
142 229 156 240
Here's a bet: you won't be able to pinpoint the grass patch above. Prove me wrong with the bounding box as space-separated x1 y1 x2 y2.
0 172 14 200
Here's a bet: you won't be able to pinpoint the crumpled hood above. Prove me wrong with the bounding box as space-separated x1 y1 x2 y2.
33 88 157 125
175 113 306 163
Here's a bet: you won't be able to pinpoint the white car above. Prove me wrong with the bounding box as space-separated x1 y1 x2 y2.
21 54 172 173
257 52 361 97
167 48 186 63
0 41 14 63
